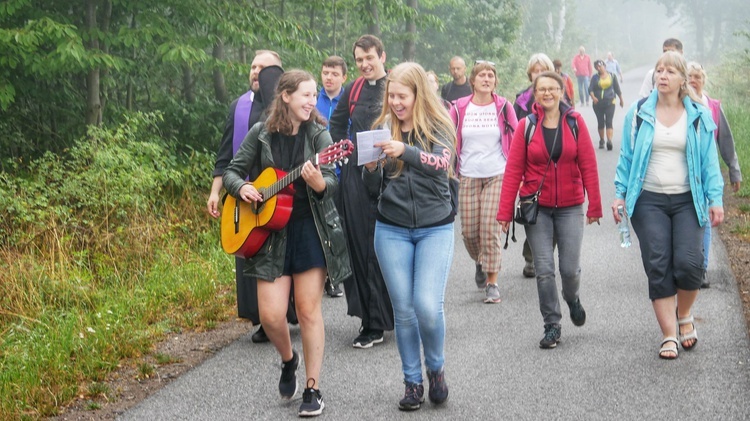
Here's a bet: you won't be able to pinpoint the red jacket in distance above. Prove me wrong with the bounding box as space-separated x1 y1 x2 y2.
496 102 602 222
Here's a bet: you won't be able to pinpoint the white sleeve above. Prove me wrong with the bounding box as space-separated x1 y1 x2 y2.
638 70 654 98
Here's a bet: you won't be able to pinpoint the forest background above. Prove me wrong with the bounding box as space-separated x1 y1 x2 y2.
1 0 749 419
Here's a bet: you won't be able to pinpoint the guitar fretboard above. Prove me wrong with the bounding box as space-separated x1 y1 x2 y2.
259 165 305 199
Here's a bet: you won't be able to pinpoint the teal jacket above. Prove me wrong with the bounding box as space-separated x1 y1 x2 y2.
614 90 723 227
223 121 352 285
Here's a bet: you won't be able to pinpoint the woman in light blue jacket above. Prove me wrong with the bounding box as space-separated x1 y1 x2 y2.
612 51 724 360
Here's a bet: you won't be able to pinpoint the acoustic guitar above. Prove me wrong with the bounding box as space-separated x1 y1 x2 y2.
221 139 353 258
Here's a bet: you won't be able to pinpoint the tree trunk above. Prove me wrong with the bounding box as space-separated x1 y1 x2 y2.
213 41 229 103
98 0 112 124
183 65 195 104
709 11 722 61
402 0 417 61
85 0 102 127
693 0 705 60
365 0 380 37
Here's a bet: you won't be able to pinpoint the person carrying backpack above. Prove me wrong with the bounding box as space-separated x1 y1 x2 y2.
497 71 602 349
450 60 518 303
588 59 624 150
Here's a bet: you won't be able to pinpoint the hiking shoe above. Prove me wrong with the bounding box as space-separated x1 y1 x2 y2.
599 139 605 149
523 261 536 278
398 382 424 411
279 351 299 399
251 325 269 343
539 324 561 349
606 140 613 151
324 279 343 297
567 298 586 326
352 327 384 349
474 263 488 289
427 368 449 404
484 283 502 304
298 379 324 417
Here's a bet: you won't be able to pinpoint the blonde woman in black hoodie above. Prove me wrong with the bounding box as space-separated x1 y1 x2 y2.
362 62 456 411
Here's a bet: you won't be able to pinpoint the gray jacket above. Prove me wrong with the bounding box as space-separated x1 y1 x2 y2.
362 130 455 228
223 121 351 285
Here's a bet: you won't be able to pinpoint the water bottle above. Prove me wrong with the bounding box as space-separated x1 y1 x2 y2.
617 205 632 248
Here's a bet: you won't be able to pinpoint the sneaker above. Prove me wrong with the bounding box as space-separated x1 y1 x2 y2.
474 263 488 289
426 368 449 404
279 351 299 399
523 261 536 278
599 139 605 149
251 325 269 343
606 140 613 151
484 283 502 304
398 382 424 411
352 327 384 349
324 279 344 297
298 379 324 417
539 324 561 349
567 298 586 326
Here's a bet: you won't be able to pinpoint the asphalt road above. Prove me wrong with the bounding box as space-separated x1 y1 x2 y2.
120 67 750 420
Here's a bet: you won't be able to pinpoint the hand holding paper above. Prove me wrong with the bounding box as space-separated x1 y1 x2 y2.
356 129 390 165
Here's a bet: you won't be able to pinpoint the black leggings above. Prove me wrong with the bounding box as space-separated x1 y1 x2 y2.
593 102 615 130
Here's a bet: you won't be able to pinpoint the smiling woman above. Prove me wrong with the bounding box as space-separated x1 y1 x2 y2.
223 69 351 417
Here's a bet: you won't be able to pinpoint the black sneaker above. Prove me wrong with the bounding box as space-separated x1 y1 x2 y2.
599 139 605 149
426 368 449 404
606 140 613 151
251 325 269 343
539 324 561 349
298 379 324 417
474 263 488 289
279 350 298 399
352 327 384 349
567 298 587 327
324 279 344 297
398 382 424 411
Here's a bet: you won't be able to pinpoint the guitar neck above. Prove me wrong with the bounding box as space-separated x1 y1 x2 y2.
261 155 318 199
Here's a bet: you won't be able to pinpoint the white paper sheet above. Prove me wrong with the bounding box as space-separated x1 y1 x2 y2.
356 129 390 165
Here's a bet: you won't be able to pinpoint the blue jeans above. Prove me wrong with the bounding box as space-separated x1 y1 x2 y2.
525 205 584 326
374 221 454 384
576 75 589 104
703 224 711 270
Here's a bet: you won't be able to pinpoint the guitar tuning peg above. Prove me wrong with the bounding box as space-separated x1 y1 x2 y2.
343 158 349 164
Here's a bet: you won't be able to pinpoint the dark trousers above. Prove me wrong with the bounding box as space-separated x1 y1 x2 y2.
630 191 704 300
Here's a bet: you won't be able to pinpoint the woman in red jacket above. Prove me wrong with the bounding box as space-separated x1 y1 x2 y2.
497 71 602 349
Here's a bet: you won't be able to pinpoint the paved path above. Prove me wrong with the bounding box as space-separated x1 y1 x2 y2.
120 67 750 420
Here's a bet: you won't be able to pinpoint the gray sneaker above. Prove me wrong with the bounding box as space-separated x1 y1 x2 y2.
484 283 501 304
474 263 487 289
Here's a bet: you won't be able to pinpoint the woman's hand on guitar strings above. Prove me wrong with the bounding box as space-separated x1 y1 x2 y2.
239 183 263 203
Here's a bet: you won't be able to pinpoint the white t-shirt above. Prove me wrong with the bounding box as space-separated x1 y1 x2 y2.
459 102 505 178
643 110 690 194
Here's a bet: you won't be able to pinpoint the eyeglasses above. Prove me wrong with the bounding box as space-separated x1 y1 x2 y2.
535 87 560 94
474 60 496 66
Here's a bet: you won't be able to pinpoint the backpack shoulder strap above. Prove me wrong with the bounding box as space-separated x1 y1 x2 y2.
635 97 648 132
348 77 366 116
524 114 537 146
565 114 578 142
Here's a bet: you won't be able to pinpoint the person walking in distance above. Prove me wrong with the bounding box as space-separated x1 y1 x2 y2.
588 59 624 151
223 70 351 416
440 56 473 103
450 60 518 302
613 52 724 359
363 62 456 411
315 55 347 298
328 35 394 349
605 52 623 83
207 50 295 344
571 46 593 106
